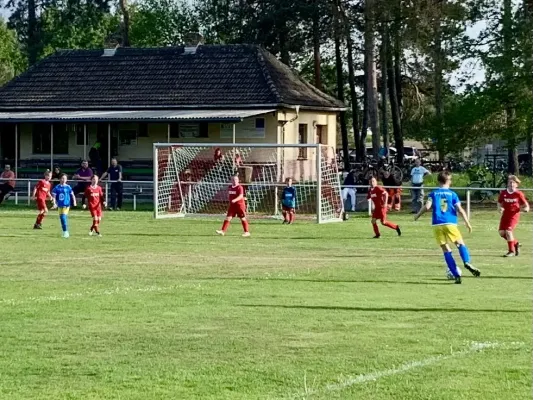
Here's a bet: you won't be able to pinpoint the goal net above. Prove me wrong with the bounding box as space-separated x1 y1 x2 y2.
153 143 343 223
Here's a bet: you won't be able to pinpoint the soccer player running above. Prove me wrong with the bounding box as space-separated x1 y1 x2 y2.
497 175 530 257
32 170 54 229
281 177 297 224
367 176 401 238
85 175 106 237
414 171 480 284
216 175 250 237
51 174 77 238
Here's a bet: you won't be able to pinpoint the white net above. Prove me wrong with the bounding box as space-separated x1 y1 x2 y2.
154 143 343 223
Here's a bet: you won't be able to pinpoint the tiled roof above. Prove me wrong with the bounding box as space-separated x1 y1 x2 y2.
0 45 344 111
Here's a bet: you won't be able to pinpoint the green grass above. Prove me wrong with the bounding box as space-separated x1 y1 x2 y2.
0 210 531 400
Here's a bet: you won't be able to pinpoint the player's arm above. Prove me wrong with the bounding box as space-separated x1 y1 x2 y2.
100 188 107 208
520 193 530 213
414 198 432 221
70 189 77 207
32 185 38 199
456 203 472 233
382 190 389 208
50 190 58 209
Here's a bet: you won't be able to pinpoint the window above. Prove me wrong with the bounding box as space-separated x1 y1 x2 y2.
316 125 327 145
32 124 69 155
169 123 209 139
255 118 265 129
119 129 137 145
298 124 308 159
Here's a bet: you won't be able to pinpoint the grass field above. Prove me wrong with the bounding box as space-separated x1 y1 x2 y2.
0 209 531 400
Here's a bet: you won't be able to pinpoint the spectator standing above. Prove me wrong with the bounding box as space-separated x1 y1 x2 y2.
341 170 357 212
101 157 123 211
214 148 224 163
410 158 430 214
51 166 62 188
72 160 94 207
382 170 402 211
0 164 16 205
89 142 102 175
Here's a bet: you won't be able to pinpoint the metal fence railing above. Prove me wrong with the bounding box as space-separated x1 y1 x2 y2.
2 179 532 218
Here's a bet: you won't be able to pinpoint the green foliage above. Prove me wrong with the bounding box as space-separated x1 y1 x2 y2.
0 17 25 85
129 0 199 47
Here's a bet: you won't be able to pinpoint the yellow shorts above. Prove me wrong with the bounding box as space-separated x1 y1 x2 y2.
433 225 462 246
58 207 70 215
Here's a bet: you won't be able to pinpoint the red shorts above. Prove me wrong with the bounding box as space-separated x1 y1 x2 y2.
372 208 387 221
36 199 47 211
282 205 295 213
227 203 246 218
499 214 519 231
90 207 103 218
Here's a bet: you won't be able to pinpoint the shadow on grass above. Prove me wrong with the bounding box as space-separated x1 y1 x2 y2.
428 276 532 281
196 277 451 285
238 304 529 313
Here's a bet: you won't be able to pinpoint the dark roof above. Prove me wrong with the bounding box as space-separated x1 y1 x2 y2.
0 45 344 111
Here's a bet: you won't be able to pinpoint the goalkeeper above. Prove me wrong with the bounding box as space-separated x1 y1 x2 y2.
281 178 297 224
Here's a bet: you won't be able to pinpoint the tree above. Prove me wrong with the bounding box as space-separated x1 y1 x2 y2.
129 0 198 47
364 0 379 157
0 18 25 85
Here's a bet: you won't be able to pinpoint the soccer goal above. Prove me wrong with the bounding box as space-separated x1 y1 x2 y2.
153 143 344 223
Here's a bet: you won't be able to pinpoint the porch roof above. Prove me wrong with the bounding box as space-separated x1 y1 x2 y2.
0 109 275 123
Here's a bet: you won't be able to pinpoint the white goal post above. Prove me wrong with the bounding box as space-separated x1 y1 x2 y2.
153 143 344 223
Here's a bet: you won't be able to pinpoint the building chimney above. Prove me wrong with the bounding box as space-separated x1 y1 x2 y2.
183 32 204 55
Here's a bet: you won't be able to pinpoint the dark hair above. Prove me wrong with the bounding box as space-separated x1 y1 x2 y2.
59 173 68 179
437 171 451 184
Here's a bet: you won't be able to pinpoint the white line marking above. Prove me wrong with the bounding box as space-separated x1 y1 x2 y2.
286 341 525 399
0 283 202 306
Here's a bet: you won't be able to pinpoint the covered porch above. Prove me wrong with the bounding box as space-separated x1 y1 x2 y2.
0 109 277 180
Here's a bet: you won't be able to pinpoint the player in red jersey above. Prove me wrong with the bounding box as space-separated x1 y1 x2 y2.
32 170 54 229
84 175 106 237
216 175 250 237
367 176 402 238
498 175 529 257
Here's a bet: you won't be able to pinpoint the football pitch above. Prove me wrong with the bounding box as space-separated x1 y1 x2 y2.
0 209 531 400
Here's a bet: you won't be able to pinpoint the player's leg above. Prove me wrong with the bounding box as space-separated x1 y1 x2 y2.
237 207 250 236
500 216 519 257
94 211 102 236
289 208 295 224
380 212 400 233
34 200 46 228
371 217 380 238
59 207 70 238
217 207 235 235
282 206 288 224
454 235 480 277
435 227 461 283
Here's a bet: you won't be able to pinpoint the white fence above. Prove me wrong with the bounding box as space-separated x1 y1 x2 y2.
2 179 532 218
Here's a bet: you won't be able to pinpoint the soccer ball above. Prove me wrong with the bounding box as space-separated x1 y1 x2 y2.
446 266 462 280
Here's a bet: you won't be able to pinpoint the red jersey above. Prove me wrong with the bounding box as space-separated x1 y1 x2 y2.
498 190 527 215
228 184 245 206
84 185 104 210
35 179 51 201
367 186 387 209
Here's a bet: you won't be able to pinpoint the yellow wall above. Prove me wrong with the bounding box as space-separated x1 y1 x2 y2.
16 110 338 166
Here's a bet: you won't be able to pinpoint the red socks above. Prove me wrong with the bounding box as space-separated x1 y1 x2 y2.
383 221 398 230
372 223 380 236
507 240 516 253
221 220 230 232
241 219 249 233
36 214 45 225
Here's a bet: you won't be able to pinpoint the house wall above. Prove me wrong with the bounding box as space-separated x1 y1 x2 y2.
13 110 338 174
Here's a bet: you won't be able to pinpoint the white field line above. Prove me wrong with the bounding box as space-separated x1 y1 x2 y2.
0 283 202 306
286 341 525 400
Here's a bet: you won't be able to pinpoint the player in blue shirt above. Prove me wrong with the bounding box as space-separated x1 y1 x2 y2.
281 178 297 224
51 174 77 238
414 171 480 284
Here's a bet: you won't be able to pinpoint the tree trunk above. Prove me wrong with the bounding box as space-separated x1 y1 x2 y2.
119 0 131 47
526 0 533 175
27 0 38 65
365 0 380 158
333 1 350 171
359 51 369 162
345 20 360 159
380 22 389 154
433 0 444 161
312 4 322 90
387 33 403 164
503 0 518 174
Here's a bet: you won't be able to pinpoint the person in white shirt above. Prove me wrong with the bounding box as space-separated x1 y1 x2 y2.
410 159 430 213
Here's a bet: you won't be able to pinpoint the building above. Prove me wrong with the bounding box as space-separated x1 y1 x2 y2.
0 44 345 181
